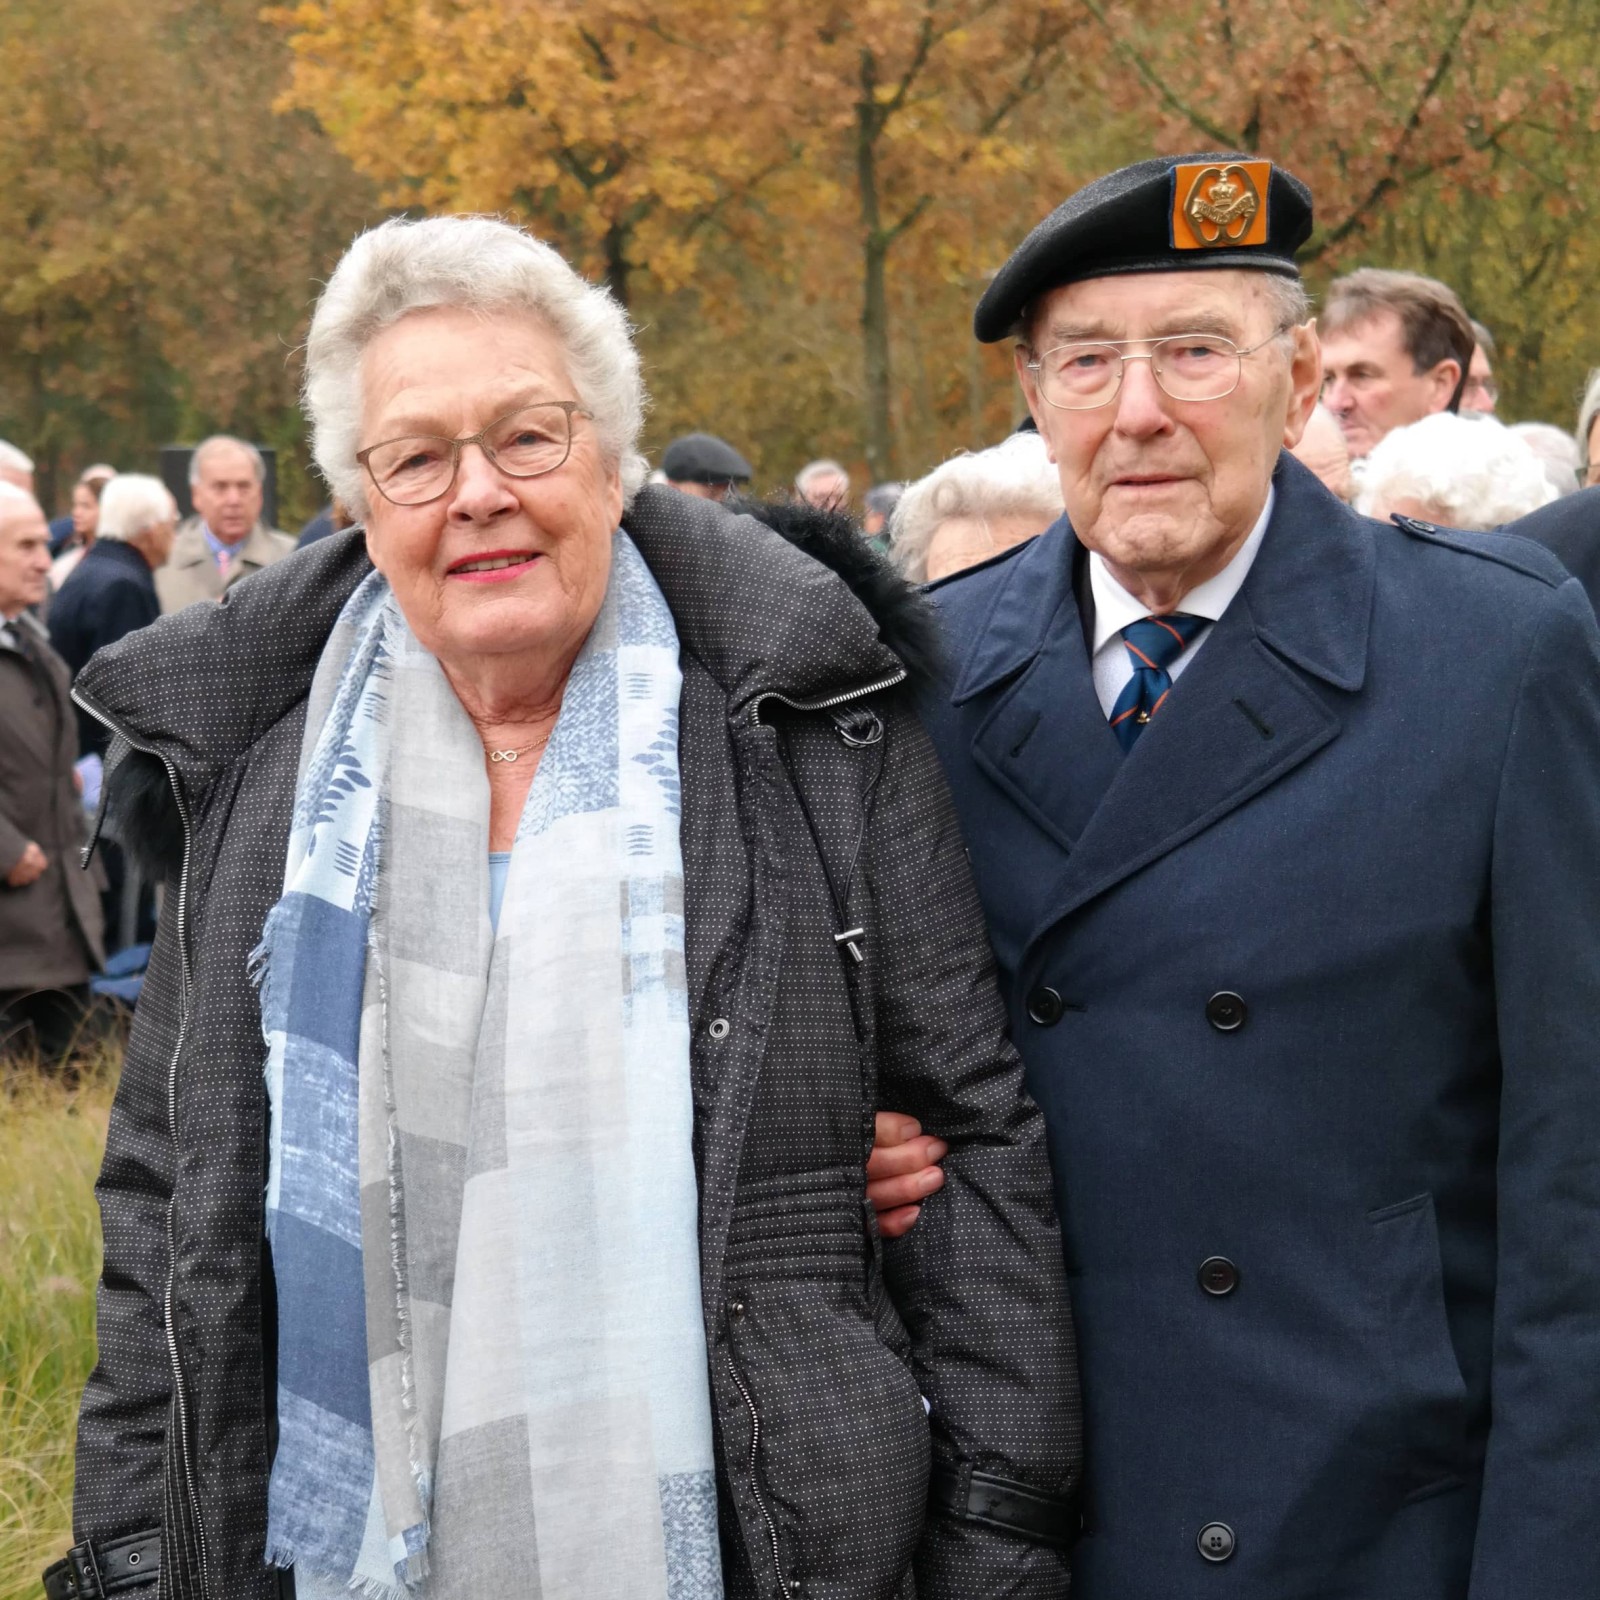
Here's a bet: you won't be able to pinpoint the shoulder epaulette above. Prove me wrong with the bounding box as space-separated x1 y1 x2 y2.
1390 515 1570 588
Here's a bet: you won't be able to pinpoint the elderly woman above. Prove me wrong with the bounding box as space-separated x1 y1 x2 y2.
55 217 1079 1600
889 432 1063 584
1355 411 1554 531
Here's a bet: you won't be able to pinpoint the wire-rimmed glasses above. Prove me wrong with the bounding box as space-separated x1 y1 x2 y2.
1026 331 1289 411
357 400 593 506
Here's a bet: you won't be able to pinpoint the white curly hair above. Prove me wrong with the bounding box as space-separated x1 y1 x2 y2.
303 215 648 516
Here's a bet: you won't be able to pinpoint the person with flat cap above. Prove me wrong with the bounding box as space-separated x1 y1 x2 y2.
869 153 1600 1595
661 431 753 501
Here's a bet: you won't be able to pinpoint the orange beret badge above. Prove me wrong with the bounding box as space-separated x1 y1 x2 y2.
1172 161 1272 249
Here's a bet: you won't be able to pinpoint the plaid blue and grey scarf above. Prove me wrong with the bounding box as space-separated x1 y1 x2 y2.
256 533 721 1598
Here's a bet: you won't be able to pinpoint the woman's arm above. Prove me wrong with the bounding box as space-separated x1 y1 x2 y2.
863 701 1082 1599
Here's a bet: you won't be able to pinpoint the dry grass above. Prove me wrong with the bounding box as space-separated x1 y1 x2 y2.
0 1039 120 1599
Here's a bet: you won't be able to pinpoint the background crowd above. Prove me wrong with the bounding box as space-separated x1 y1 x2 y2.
3 243 1598 1059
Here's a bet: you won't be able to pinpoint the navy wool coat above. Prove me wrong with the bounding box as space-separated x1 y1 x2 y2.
920 454 1600 1598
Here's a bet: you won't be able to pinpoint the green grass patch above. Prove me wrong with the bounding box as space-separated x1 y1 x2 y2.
0 1043 119 1599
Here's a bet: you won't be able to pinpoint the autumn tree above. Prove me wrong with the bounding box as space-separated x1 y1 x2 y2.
0 0 376 516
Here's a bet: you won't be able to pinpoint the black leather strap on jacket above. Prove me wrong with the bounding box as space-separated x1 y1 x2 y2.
929 1461 1082 1548
42 1530 160 1599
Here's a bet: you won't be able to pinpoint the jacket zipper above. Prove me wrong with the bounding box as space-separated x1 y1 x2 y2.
724 1352 788 1596
750 669 907 726
72 686 211 1600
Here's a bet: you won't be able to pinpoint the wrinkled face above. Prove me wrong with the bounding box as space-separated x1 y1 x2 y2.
1320 310 1459 459
190 442 264 544
1018 270 1319 598
1461 344 1497 415
71 484 100 537
0 499 51 615
358 306 622 675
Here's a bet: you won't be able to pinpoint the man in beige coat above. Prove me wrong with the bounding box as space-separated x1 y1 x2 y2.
155 434 295 612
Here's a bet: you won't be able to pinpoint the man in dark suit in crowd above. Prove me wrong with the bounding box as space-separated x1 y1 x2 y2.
876 153 1600 1596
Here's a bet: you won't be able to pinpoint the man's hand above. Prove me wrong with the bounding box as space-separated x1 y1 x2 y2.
868 1112 948 1238
5 840 48 888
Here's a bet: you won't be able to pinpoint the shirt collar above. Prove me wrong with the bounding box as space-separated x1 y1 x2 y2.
1088 485 1275 654
201 522 247 564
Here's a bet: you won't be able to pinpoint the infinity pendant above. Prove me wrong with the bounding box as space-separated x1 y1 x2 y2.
489 749 518 763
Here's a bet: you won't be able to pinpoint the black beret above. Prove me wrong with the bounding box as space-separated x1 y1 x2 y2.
974 152 1314 343
661 432 752 485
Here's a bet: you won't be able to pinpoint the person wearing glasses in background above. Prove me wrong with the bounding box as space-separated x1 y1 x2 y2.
870 154 1600 1596
1499 365 1600 614
55 215 1080 1600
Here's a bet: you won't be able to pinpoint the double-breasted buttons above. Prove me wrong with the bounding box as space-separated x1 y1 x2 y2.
1197 1522 1236 1562
1028 986 1065 1026
1198 1256 1239 1296
1205 991 1247 1032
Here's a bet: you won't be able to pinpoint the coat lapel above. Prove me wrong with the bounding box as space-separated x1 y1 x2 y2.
957 522 1123 853
1024 455 1377 931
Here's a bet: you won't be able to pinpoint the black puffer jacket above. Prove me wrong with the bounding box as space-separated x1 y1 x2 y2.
57 487 1081 1600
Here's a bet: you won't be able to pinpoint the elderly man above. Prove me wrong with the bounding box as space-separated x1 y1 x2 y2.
882 153 1600 1596
0 439 35 495
156 434 294 612
795 456 851 511
0 485 104 1060
1463 319 1499 415
49 475 177 755
1319 268 1475 458
660 431 753 501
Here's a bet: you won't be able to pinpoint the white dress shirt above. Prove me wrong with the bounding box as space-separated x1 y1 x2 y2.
1088 487 1275 717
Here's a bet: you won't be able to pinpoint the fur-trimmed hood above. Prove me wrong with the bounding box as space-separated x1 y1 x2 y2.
79 485 943 881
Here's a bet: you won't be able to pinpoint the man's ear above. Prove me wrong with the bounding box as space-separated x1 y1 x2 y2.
1281 323 1323 450
1429 358 1464 414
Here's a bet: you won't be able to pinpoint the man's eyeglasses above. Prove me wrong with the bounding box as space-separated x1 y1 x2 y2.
1025 330 1290 411
1462 376 1500 406
357 401 592 507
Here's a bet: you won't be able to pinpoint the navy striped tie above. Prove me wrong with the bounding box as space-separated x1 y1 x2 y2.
1108 613 1206 751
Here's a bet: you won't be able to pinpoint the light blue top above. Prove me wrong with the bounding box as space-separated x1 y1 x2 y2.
488 852 511 933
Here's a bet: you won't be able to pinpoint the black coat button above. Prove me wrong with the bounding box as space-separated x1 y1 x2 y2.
1206 991 1247 1031
1027 986 1065 1026
1199 1256 1239 1296
1197 1522 1236 1562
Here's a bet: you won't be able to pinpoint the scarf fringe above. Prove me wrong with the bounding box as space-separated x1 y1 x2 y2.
265 1539 416 1600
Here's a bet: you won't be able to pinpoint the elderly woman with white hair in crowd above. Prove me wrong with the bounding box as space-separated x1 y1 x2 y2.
890 430 1064 584
54 216 1080 1600
1356 411 1555 532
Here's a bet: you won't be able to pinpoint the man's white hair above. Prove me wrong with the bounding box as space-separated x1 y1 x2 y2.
0 440 35 475
98 474 177 543
0 481 39 509
890 431 1063 583
1356 413 1554 530
189 435 266 486
303 215 648 516
795 459 850 494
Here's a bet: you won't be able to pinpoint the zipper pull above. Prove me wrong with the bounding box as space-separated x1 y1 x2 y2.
835 927 866 963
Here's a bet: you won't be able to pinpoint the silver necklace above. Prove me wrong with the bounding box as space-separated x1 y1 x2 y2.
487 730 552 763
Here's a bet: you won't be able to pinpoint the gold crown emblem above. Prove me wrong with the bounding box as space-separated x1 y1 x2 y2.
1173 162 1271 249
